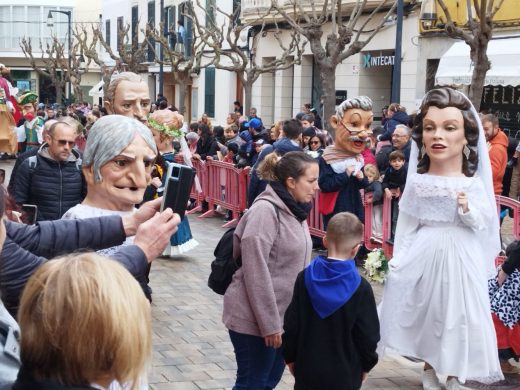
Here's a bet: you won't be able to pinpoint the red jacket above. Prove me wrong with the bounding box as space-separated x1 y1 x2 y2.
488 129 508 195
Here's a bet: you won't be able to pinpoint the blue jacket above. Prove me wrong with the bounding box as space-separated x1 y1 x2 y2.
1 216 148 316
378 111 410 142
318 157 368 227
13 146 85 221
247 138 302 207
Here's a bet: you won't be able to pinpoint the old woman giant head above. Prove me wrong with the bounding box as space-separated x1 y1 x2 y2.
82 115 157 211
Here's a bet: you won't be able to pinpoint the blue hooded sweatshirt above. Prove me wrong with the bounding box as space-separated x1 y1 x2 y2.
304 256 361 319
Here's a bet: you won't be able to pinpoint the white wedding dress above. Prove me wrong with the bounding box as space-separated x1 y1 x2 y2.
378 173 503 383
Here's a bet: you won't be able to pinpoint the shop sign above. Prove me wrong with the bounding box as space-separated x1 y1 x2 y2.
362 52 395 68
481 85 520 132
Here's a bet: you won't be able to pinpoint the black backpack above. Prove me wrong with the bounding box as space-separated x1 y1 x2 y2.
208 200 279 295
207 227 242 295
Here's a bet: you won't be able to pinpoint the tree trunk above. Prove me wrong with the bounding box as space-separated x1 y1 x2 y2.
243 81 253 117
320 64 337 137
74 85 84 103
177 72 189 115
56 84 63 105
469 43 491 111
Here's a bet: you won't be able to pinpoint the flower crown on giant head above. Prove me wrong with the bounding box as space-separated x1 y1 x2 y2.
147 117 184 139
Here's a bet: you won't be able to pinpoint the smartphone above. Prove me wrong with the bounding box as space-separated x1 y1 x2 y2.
21 204 38 225
160 163 195 219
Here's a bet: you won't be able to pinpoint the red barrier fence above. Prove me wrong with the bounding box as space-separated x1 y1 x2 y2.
187 159 207 214
186 159 520 262
199 161 250 228
308 191 326 239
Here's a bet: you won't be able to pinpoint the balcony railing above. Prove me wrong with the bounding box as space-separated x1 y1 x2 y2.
241 0 399 24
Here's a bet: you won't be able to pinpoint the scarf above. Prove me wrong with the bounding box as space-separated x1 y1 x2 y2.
270 181 312 222
322 145 359 164
304 256 361 319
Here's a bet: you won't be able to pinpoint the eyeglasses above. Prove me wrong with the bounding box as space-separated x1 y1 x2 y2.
339 121 371 136
392 133 407 138
51 137 75 147
309 141 321 145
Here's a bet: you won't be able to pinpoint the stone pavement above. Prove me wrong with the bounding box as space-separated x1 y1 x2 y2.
1 158 519 389
146 214 520 389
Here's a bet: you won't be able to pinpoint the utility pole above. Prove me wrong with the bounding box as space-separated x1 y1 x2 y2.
159 0 165 96
391 0 404 103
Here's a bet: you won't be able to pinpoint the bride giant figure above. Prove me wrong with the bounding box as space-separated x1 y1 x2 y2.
378 88 503 389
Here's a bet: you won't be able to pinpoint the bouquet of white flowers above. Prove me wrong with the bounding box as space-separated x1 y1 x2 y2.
364 248 389 284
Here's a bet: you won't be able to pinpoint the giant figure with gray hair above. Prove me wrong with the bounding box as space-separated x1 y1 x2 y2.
318 96 373 228
62 115 157 300
104 72 151 123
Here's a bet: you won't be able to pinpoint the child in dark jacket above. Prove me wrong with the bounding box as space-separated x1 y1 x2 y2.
283 212 380 390
382 150 407 198
382 150 407 242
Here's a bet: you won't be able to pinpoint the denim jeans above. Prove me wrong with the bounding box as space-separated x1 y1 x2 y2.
229 330 285 390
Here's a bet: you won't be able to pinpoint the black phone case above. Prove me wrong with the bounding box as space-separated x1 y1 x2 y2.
161 163 195 219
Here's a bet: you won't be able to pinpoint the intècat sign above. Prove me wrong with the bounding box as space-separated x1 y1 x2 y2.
362 52 395 68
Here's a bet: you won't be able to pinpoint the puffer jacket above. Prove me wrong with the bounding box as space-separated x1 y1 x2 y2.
247 138 302 207
223 185 312 337
378 111 410 142
13 145 85 221
1 217 148 316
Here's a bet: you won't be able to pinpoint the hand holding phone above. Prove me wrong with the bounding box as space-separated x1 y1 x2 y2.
160 163 195 219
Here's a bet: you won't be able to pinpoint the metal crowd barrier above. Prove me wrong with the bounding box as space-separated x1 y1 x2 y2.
187 159 207 215
186 160 520 263
307 190 326 239
199 160 250 228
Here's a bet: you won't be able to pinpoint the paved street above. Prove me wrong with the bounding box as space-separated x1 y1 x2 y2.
1 159 519 389
147 214 520 389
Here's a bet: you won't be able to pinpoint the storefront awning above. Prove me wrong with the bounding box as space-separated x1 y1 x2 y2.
88 80 104 97
435 37 520 86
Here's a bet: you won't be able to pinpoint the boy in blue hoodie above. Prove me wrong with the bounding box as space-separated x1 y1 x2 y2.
283 212 380 390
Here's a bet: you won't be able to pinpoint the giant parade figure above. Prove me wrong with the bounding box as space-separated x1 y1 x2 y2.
318 97 372 228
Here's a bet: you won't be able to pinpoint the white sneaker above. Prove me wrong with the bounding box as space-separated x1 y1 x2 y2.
445 378 460 390
421 369 441 390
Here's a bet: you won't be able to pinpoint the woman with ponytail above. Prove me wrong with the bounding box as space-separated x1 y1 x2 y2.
223 151 318 389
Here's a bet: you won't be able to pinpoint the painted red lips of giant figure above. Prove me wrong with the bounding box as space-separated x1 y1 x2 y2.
332 108 374 155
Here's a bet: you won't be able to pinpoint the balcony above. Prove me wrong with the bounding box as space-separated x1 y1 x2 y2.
419 0 520 35
240 0 401 25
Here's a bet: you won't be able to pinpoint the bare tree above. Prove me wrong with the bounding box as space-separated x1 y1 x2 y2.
191 1 306 114
95 23 150 74
20 36 73 104
76 23 150 95
145 22 206 115
273 0 397 132
435 0 506 110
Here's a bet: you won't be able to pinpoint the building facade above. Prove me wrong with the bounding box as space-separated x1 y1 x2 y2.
0 0 102 105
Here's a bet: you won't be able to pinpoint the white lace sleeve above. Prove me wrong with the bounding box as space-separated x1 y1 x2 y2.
457 178 494 231
457 202 485 230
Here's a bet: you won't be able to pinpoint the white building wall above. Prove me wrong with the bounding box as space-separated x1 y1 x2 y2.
243 11 422 126
214 69 236 122
273 63 294 124
292 55 313 117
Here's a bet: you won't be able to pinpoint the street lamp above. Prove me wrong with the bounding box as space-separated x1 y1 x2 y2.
420 0 438 31
77 54 86 72
47 9 72 105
